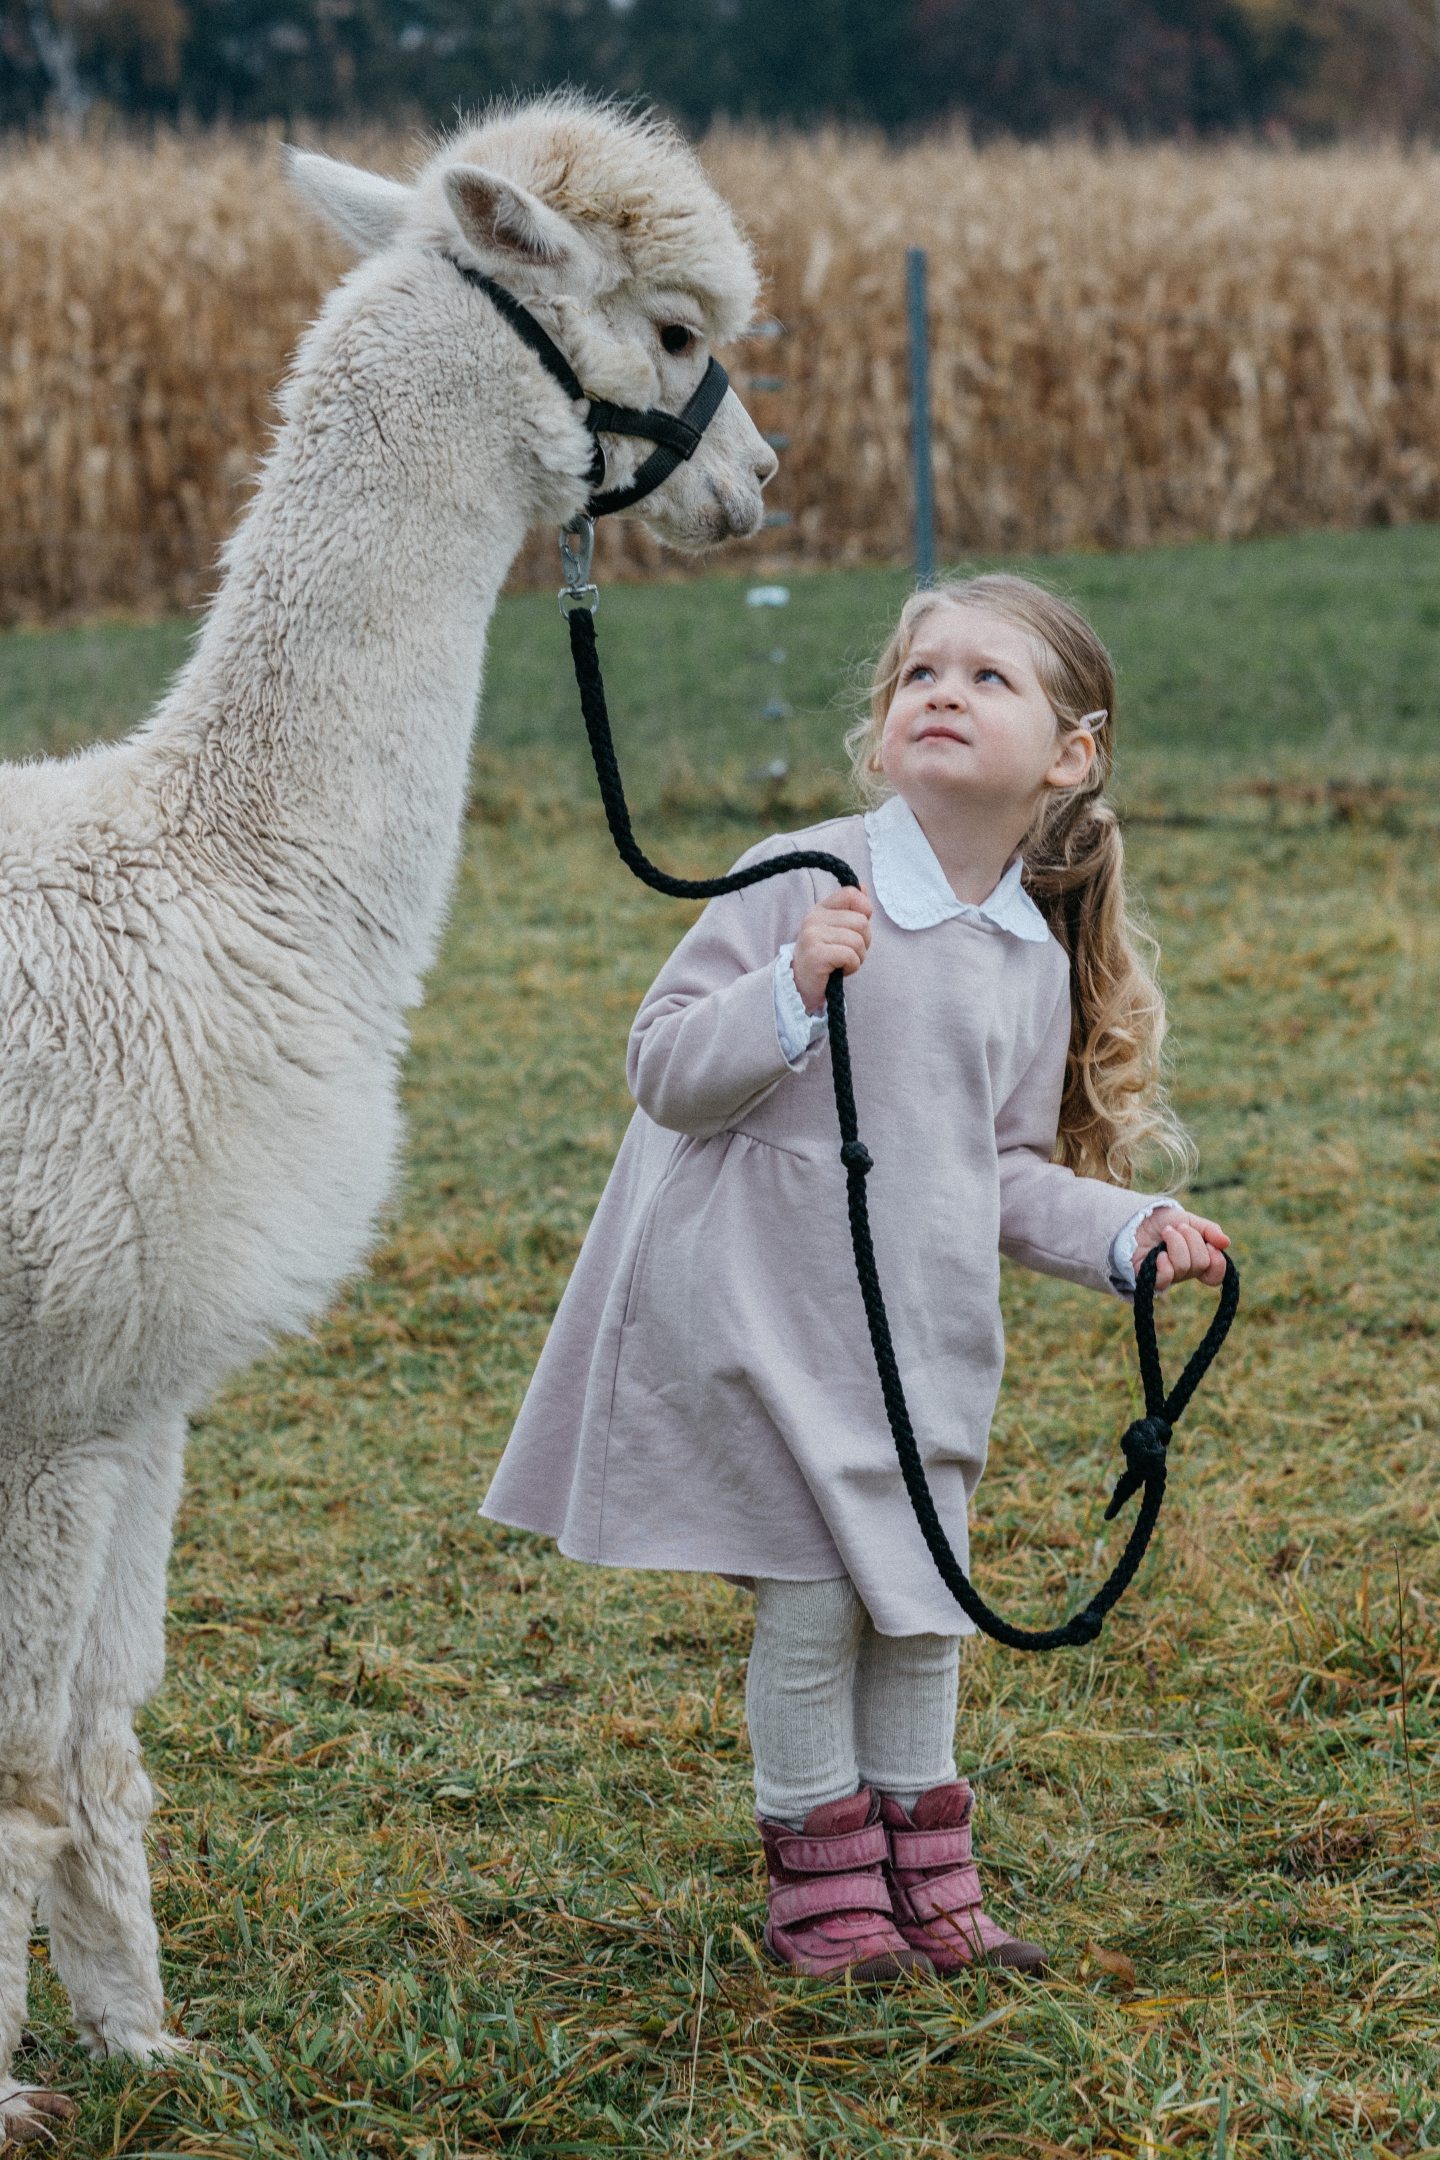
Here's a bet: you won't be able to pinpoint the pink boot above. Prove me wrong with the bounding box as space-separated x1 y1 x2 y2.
758 1789 934 1981
880 1781 1047 1975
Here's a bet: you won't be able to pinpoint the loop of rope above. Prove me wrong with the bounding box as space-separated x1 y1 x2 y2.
565 604 1239 1652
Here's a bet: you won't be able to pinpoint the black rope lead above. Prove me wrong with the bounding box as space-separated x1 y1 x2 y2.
565 600 1239 1653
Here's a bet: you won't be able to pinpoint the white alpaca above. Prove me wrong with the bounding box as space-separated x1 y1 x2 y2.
0 94 771 2137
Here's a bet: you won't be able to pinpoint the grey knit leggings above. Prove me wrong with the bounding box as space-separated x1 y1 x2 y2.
744 1575 960 1830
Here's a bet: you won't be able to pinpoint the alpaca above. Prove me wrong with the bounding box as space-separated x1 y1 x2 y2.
0 95 773 2137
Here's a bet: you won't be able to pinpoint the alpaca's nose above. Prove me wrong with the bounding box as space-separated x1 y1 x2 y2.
754 438 779 489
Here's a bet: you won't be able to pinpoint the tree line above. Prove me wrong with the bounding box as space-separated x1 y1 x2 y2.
2 0 1436 137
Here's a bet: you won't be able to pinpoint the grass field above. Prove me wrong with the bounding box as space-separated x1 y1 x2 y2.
4 527 1440 2156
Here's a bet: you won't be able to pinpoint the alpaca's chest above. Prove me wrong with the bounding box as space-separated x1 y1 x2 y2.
0 849 410 1426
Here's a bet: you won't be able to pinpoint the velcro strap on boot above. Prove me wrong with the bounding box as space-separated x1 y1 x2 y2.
769 1874 896 1930
775 1822 888 1874
889 1824 973 1871
900 1865 984 1925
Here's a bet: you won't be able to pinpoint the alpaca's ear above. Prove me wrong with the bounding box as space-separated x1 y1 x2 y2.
442 165 575 270
284 148 412 255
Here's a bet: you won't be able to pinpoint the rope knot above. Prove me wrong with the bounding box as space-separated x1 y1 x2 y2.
1103 1414 1172 1521
1062 1606 1105 1646
1122 1413 1172 1471
840 1140 873 1175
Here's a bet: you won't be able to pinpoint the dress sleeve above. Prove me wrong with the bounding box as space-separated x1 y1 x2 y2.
628 846 828 1138
995 982 1160 1295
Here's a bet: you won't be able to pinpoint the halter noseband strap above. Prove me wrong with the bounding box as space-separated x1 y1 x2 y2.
447 258 731 519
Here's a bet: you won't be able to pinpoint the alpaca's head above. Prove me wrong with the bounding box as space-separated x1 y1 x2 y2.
286 95 776 551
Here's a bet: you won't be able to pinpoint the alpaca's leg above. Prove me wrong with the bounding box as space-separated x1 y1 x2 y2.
0 1435 125 2135
0 1811 76 2140
41 1415 186 2063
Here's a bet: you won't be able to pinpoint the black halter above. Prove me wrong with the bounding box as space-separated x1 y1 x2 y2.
447 257 732 519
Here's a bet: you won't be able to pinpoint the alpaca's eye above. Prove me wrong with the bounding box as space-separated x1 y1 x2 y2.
660 324 694 355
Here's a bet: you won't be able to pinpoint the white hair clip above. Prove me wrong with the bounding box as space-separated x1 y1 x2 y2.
1078 709 1108 729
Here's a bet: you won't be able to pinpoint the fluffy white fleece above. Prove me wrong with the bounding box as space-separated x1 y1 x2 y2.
0 91 772 2133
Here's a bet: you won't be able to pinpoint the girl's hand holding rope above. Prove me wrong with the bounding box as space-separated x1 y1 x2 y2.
792 885 874 1014
1133 1208 1230 1291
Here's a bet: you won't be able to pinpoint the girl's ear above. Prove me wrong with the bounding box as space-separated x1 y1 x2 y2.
1045 726 1098 792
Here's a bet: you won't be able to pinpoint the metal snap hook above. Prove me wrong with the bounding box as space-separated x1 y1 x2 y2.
558 516 598 616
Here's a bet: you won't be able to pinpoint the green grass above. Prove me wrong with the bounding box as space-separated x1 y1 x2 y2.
5 525 1440 2157
11 523 1440 786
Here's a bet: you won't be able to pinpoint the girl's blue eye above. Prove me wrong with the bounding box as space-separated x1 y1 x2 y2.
977 666 1005 684
906 664 935 683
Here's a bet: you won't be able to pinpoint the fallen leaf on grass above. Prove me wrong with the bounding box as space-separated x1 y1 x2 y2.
1080 1939 1137 1993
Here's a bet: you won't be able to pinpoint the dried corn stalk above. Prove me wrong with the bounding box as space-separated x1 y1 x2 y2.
706 130 1440 568
6 129 1440 620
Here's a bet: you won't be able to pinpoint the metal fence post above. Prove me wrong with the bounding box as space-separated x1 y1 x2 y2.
906 247 935 587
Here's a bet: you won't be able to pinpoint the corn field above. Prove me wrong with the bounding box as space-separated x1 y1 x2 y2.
6 129 1440 620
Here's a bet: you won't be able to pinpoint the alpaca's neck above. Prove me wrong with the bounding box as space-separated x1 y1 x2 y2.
197 463 512 936
147 254 574 981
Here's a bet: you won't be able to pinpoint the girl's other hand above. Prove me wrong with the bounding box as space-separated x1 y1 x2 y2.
791 885 874 1014
1133 1207 1230 1292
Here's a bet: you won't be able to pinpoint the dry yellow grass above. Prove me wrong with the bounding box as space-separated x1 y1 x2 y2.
8 130 1440 619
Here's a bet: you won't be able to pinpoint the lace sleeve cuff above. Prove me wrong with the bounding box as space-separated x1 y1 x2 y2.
1108 1198 1178 1295
773 944 830 1067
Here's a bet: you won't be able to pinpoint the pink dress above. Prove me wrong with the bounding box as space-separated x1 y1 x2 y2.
482 808 1151 1636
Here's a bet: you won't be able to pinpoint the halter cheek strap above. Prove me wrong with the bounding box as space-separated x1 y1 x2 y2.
446 257 731 518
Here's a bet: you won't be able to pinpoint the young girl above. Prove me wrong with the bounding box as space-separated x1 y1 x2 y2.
483 575 1230 1982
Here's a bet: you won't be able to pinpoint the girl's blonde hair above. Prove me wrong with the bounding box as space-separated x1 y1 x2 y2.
846 573 1194 1189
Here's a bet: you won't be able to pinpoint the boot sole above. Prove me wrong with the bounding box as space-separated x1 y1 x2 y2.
763 1923 934 1983
902 1938 1048 1977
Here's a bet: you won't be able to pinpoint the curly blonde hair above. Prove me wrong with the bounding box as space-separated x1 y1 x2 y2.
846 574 1194 1189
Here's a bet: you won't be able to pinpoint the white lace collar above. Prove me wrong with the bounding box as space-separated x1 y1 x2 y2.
863 793 1050 942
